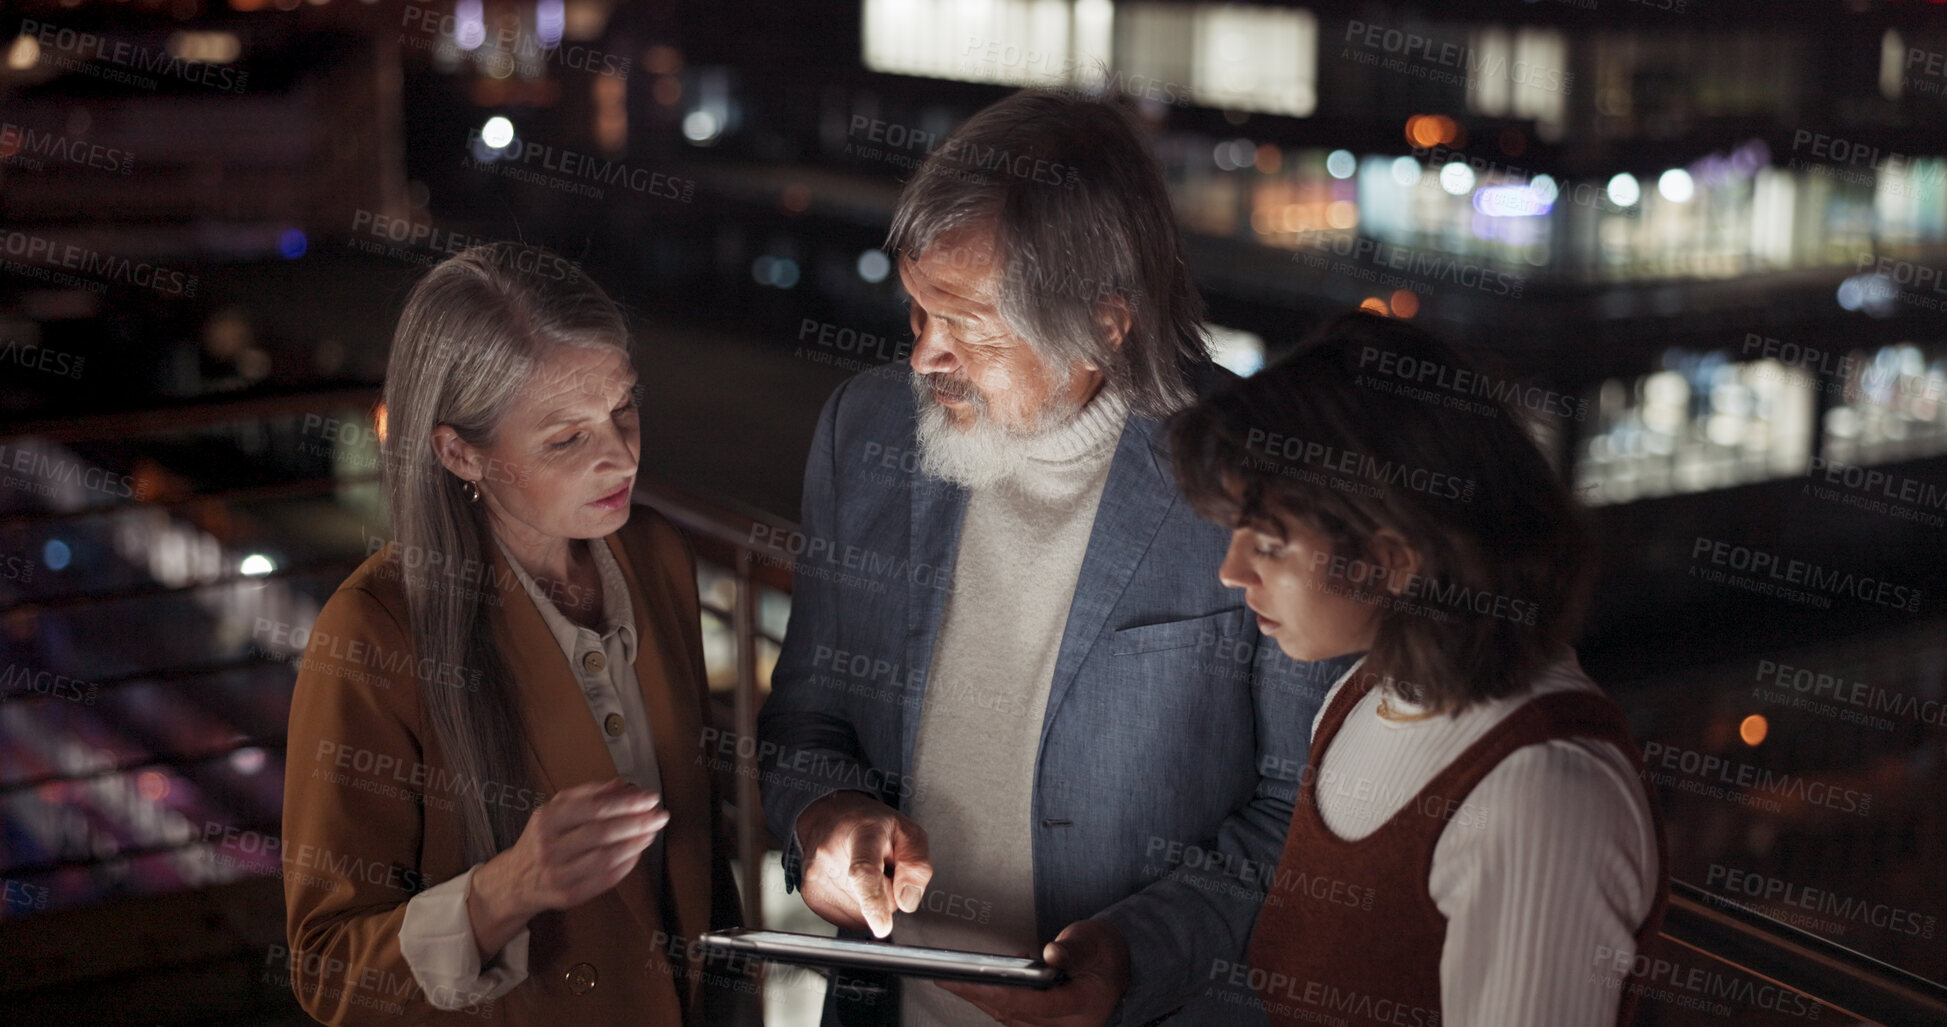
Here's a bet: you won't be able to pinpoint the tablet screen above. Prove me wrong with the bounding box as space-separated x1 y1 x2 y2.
700 928 1062 988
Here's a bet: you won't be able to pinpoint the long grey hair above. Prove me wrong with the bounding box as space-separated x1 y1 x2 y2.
380 241 629 864
886 89 1210 420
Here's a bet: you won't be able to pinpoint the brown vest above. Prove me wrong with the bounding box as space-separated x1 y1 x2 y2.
1246 672 1669 1027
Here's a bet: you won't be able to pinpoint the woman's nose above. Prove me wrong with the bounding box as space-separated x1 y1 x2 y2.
1218 532 1257 589
596 419 638 469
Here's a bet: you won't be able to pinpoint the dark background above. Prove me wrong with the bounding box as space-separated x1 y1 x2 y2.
1 1 1943 1024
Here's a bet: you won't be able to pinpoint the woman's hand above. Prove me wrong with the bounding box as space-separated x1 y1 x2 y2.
465 778 667 958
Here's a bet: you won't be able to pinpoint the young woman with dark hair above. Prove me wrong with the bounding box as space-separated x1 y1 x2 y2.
1169 310 1667 1027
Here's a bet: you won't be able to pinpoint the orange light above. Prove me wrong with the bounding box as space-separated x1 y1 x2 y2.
1358 297 1390 316
1255 144 1282 175
1406 115 1459 149
1404 116 1435 148
1388 289 1419 319
1739 714 1768 747
373 402 388 445
646 45 683 77
130 459 173 502
781 183 811 214
595 75 628 153
138 770 171 802
470 78 511 108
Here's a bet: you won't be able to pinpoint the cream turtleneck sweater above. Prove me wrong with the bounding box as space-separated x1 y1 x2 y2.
898 387 1130 1026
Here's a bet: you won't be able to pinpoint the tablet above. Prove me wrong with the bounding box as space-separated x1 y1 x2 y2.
699 928 1063 988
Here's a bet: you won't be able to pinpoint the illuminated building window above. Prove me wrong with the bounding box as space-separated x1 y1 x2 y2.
1873 158 1947 250
862 1 1316 116
1183 4 1316 116
1466 27 1567 141
1749 167 1797 269
1577 353 1816 505
859 9 1937 288
1823 344 1947 467
1880 29 1905 103
863 0 1083 86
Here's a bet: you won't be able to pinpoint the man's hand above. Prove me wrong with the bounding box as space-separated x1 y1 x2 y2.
936 919 1131 1026
794 790 932 937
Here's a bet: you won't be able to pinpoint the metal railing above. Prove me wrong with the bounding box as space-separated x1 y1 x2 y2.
1661 881 1947 1024
0 386 795 932
631 475 796 930
628 485 1947 1025
5 386 1947 1024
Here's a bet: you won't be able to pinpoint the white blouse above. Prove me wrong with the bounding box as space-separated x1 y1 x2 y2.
1308 652 1659 1027
395 535 662 1010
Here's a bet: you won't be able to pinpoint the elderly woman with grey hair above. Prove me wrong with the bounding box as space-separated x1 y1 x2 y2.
760 90 1352 1026
280 243 746 1026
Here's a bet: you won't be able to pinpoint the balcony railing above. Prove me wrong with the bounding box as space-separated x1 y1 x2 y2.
3 385 1945 1024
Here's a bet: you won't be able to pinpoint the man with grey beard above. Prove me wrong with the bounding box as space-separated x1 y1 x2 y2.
758 90 1350 1026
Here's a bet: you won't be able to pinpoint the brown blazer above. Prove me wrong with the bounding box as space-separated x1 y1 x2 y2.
280 507 746 1026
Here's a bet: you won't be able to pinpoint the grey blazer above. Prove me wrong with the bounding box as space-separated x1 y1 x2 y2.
757 361 1352 1025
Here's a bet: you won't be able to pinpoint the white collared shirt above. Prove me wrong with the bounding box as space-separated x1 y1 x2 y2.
396 534 662 1010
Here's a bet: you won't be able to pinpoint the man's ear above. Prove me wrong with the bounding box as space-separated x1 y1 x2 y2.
430 424 485 483
1367 529 1425 595
1094 295 1133 352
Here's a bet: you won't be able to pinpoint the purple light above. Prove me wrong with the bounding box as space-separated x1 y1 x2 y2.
536 0 565 48
1693 155 1731 188
1730 139 1770 175
1474 185 1551 218
1470 211 1546 244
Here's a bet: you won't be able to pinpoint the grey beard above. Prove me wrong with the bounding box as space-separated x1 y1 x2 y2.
910 369 1081 490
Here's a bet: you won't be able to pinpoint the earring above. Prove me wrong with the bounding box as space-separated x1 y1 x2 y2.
461 479 481 504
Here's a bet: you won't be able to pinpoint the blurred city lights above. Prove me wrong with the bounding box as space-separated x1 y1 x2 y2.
480 116 516 149
6 35 39 71
682 110 721 144
1439 162 1477 196
1404 114 1458 148
535 0 565 48
1475 185 1549 217
1606 172 1641 207
751 255 800 289
856 249 891 284
455 0 486 50
1658 168 1695 203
